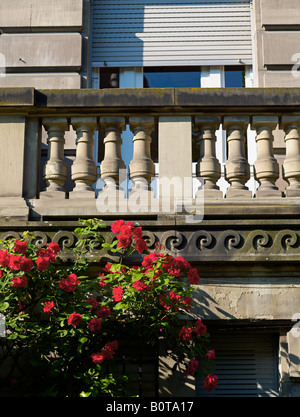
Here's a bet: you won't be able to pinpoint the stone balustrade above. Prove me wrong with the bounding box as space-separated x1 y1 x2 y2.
1 87 300 219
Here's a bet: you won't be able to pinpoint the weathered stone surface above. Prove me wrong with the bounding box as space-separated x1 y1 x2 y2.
0 88 300 113
0 88 34 107
0 116 26 197
0 74 81 89
0 0 83 28
1 33 82 69
260 0 300 26
37 88 175 109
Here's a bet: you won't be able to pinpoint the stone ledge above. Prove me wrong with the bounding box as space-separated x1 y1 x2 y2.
1 87 300 113
27 196 300 221
0 88 34 107
0 197 29 219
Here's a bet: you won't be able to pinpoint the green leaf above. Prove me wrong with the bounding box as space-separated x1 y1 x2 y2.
6 333 17 340
101 243 112 248
113 302 125 310
0 301 9 311
80 391 91 397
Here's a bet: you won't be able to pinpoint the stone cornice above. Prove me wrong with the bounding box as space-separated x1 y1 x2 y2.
1 87 300 115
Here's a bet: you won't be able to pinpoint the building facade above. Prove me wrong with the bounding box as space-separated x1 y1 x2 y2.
1 0 300 397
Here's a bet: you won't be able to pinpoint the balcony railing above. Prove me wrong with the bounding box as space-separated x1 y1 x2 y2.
1 87 300 220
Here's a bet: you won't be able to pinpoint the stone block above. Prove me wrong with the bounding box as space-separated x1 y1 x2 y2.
261 0 300 27
0 73 81 89
262 32 300 66
193 276 300 321
158 116 193 205
0 0 83 28
0 33 82 69
0 88 34 107
0 116 26 197
261 71 300 88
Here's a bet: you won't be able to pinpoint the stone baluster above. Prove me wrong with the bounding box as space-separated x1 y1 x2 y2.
99 116 126 191
194 116 222 199
41 117 69 198
69 117 97 199
281 116 300 197
224 116 252 198
129 116 155 193
252 116 281 197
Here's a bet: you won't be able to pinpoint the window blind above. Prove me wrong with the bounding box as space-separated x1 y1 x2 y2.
91 0 253 68
196 332 279 397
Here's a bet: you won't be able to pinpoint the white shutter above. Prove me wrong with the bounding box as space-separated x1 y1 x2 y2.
196 333 279 397
91 0 253 68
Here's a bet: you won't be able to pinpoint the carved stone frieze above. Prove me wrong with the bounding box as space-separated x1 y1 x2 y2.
1 226 300 263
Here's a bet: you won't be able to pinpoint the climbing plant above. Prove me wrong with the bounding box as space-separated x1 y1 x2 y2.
0 218 217 397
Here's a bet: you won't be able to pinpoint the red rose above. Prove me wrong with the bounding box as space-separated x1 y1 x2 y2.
9 255 23 271
134 238 148 254
187 268 200 284
142 252 159 270
112 286 123 302
203 373 218 392
68 312 82 327
172 255 191 271
182 296 193 310
117 234 131 248
194 319 207 337
20 257 34 272
132 280 150 292
99 276 108 288
10 276 28 288
159 293 172 310
184 358 199 375
14 240 27 255
89 318 102 332
133 226 143 240
205 350 215 361
0 250 10 267
37 247 57 262
170 291 181 303
87 297 99 310
105 340 118 352
96 305 111 318
179 326 193 341
103 264 112 273
47 242 60 254
102 341 119 360
36 256 50 271
91 352 106 364
59 273 79 292
111 219 124 234
169 267 181 277
91 340 118 364
43 301 55 314
120 222 133 238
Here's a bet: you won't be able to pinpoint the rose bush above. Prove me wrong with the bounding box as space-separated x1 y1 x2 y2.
0 219 217 397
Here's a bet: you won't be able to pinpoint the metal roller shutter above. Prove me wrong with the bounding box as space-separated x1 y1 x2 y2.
196 332 279 397
91 0 253 68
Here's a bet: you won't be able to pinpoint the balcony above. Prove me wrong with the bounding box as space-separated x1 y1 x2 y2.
1 87 300 265
1 87 300 214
